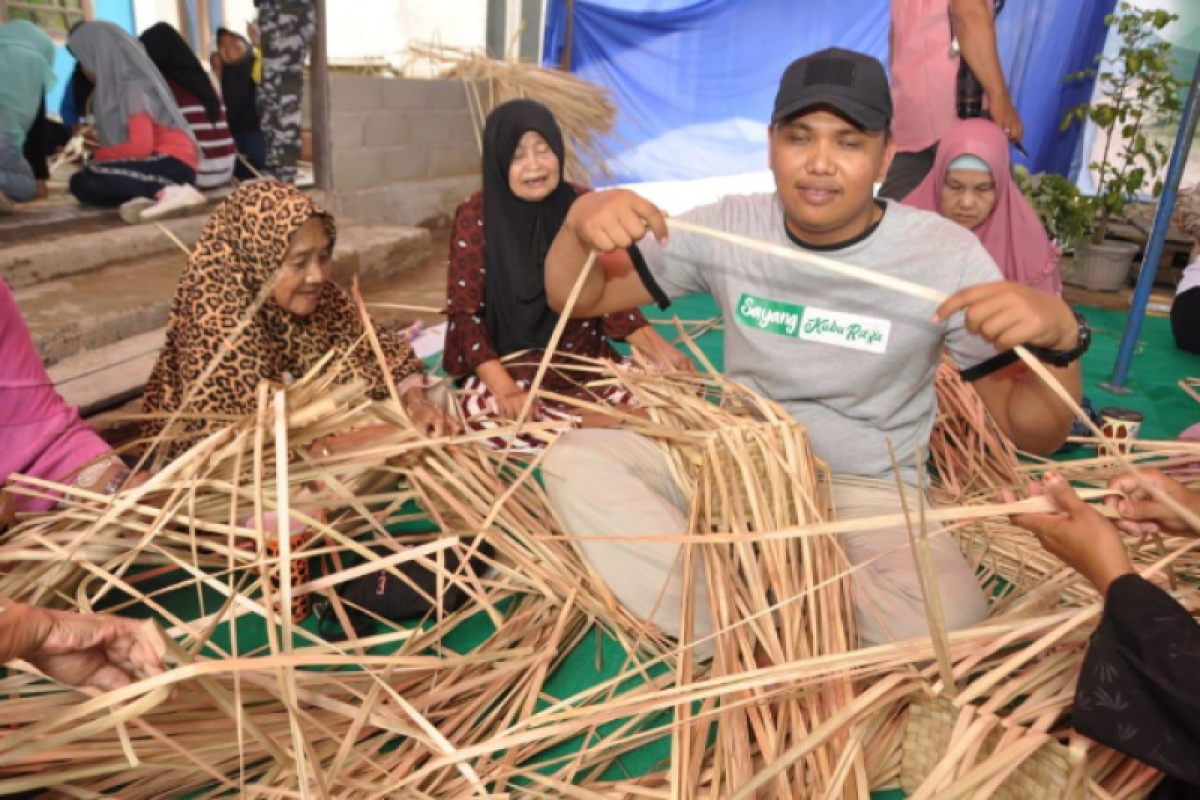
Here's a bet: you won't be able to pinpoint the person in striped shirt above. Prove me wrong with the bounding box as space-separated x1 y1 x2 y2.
140 23 236 191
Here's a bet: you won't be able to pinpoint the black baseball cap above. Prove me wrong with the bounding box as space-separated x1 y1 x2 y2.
771 47 892 131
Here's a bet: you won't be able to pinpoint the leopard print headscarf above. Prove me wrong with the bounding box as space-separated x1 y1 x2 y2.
142 181 421 456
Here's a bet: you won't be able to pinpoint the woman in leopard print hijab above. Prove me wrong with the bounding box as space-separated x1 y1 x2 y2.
142 181 454 458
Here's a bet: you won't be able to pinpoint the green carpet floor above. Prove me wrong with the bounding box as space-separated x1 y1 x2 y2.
115 296 1199 797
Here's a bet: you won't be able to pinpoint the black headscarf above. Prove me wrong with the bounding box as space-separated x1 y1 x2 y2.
482 99 578 356
69 62 94 119
139 22 221 123
215 27 259 135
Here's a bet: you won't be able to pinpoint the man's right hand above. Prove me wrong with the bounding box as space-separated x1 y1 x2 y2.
1106 468 1200 537
564 189 669 253
989 95 1024 144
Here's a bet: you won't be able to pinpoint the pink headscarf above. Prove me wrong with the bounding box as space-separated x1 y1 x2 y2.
901 118 1062 296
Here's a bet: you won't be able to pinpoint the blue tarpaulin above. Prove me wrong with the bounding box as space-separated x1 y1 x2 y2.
544 0 1117 185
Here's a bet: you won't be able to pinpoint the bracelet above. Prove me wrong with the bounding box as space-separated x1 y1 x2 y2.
102 466 131 497
54 455 129 510
72 454 124 492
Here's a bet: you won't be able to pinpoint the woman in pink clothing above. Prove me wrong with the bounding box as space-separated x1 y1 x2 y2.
0 278 128 515
66 22 205 221
882 0 1021 200
901 118 1061 296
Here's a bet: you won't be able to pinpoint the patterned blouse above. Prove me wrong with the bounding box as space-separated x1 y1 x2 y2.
1073 574 1200 798
443 188 648 383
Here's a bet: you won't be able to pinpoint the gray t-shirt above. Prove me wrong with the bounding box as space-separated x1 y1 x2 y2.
638 193 1001 484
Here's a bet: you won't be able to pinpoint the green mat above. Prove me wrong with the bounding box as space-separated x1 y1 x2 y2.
1078 306 1200 440
116 295 1197 797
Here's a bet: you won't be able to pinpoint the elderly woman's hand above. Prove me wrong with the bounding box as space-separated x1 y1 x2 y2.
403 387 461 438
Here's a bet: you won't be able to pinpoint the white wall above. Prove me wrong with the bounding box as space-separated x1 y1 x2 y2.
132 0 182 35
223 0 488 72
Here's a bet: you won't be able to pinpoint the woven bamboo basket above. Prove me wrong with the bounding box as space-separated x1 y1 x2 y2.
901 693 1159 799
903 694 1079 799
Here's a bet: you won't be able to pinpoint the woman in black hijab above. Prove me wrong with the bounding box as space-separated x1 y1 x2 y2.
139 22 235 189
211 26 263 179
1012 471 1200 799
443 99 690 451
140 23 220 123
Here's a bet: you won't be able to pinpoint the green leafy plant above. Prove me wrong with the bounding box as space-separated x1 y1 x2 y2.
1062 2 1186 243
1014 166 1091 248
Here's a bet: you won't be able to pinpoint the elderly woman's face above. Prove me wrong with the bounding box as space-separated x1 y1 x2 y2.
938 168 998 231
274 217 333 316
508 130 560 202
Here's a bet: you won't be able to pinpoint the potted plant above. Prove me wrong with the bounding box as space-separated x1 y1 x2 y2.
1061 2 1185 291
1013 167 1091 250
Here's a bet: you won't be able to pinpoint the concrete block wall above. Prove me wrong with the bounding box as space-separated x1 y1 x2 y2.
329 75 480 194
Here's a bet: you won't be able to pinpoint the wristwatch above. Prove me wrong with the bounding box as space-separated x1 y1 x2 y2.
959 310 1091 383
1026 310 1091 367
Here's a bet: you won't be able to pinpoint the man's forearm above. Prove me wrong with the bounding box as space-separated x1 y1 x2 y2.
545 226 607 317
952 0 1010 105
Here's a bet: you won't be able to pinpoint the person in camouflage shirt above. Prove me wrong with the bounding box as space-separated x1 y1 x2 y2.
255 0 314 184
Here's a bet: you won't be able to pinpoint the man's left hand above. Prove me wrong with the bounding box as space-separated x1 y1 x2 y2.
933 281 1076 352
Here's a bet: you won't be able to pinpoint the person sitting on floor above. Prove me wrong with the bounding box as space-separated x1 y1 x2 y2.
141 181 458 463
65 21 206 223
900 119 1099 449
140 22 236 191
211 26 265 180
901 118 1061 296
0 20 57 213
1171 185 1200 355
444 99 690 450
540 48 1086 654
0 277 132 515
1012 470 1200 799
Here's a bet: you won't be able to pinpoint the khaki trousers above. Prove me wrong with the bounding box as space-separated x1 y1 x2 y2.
542 430 988 651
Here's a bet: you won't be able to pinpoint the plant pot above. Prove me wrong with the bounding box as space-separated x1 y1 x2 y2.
1066 239 1140 292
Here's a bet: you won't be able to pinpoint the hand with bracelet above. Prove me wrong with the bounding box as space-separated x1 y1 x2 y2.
55 453 139 511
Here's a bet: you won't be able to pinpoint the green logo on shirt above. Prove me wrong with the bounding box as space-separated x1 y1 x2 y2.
735 292 891 354
736 293 804 337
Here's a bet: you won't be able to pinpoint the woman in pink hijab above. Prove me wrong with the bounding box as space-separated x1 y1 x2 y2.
901 118 1062 296
0 278 128 514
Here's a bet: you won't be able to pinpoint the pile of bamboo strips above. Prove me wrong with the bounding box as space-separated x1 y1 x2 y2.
2 356 1195 796
2 222 1198 796
929 358 1026 504
407 42 618 185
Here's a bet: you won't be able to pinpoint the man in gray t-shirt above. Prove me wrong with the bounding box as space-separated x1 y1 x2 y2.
636 193 1002 487
540 48 1084 651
